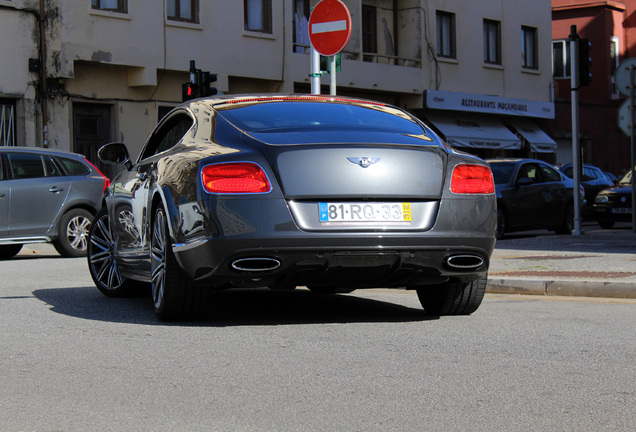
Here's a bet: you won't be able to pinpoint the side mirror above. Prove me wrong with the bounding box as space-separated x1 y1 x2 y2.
98 143 132 170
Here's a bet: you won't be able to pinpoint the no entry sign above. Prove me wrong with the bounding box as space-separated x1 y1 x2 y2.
308 0 352 57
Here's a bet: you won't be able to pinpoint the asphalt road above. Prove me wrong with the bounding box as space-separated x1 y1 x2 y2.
1 254 635 431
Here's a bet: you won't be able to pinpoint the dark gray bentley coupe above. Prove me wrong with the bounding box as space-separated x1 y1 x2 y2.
87 95 496 321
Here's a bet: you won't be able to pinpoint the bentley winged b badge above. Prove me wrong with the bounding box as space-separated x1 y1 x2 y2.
347 157 381 168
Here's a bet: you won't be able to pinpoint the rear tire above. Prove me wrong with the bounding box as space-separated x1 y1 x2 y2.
415 276 487 316
54 208 93 257
0 244 23 259
151 206 208 321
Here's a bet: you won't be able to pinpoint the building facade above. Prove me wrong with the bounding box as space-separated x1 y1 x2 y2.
1 0 555 168
550 0 633 176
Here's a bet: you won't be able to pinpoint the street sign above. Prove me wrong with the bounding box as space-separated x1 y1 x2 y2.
614 58 636 97
617 100 633 136
308 0 352 57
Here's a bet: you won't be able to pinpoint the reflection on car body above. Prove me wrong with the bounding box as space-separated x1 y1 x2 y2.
87 95 497 321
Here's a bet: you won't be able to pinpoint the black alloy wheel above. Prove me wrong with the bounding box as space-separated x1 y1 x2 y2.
87 209 135 296
151 206 208 321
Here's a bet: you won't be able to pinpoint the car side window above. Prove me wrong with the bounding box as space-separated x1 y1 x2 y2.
8 153 45 179
540 164 562 182
140 112 194 160
44 156 63 177
55 157 90 176
517 163 541 184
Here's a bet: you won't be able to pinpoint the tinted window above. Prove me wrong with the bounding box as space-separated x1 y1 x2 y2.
540 164 562 182
141 113 194 160
517 163 541 183
8 153 45 179
44 157 63 177
56 157 90 176
490 162 515 184
217 102 426 135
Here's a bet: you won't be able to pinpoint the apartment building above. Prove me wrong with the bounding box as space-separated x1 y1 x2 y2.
1 0 555 166
550 0 633 176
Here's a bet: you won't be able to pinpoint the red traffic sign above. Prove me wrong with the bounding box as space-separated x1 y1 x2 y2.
308 0 352 57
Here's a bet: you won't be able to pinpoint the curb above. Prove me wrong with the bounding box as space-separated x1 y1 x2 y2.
487 277 636 299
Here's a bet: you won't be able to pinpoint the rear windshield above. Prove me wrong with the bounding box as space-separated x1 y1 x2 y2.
215 101 427 135
489 162 515 184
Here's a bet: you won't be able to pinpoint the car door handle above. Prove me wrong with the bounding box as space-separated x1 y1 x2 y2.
0 193 5 198
49 186 64 193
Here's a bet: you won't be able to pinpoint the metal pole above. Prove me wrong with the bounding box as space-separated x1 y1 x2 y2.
630 66 636 233
39 0 48 147
569 25 582 235
311 46 321 95
330 55 337 95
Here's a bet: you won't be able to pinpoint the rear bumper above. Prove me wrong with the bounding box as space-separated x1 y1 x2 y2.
174 234 494 289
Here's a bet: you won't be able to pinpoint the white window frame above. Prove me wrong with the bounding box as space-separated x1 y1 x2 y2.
610 36 620 99
552 39 570 79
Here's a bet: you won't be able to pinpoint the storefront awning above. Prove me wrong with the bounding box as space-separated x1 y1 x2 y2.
425 113 521 150
506 118 557 153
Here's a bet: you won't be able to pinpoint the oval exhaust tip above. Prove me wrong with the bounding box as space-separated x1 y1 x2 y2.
231 257 281 272
445 255 484 270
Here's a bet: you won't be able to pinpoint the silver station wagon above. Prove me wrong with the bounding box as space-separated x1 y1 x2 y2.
0 147 110 258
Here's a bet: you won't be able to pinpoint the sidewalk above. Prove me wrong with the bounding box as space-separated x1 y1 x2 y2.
488 224 636 299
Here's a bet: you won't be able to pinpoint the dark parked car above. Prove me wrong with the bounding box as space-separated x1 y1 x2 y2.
487 158 580 239
0 146 110 258
557 163 613 216
592 169 633 228
87 94 497 321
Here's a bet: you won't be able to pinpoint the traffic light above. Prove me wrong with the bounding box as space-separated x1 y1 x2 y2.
578 38 592 87
181 60 218 101
201 71 218 96
182 82 201 101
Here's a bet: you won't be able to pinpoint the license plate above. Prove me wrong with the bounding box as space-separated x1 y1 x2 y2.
319 202 412 222
611 208 632 214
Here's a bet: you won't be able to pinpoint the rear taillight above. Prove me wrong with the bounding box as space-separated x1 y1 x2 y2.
201 162 271 194
85 159 111 193
451 164 495 194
